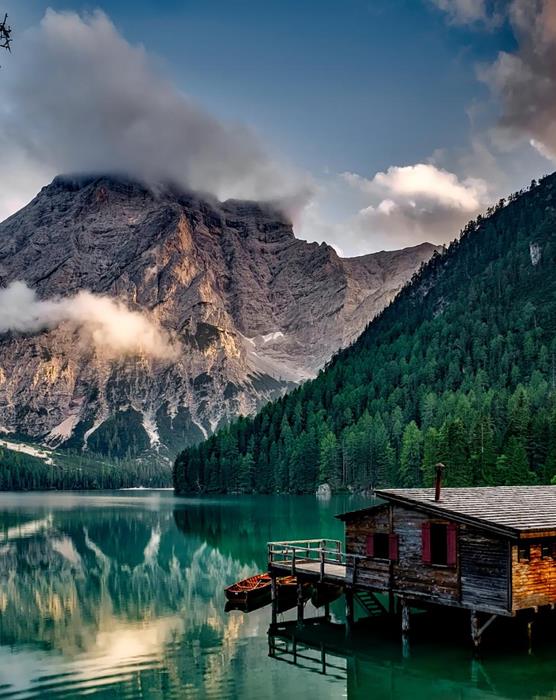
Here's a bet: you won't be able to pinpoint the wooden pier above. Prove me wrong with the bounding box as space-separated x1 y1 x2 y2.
268 539 349 582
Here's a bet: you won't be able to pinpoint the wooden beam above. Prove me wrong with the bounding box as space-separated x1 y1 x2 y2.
477 613 497 638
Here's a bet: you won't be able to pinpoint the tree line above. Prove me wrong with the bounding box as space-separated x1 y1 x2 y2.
0 446 172 490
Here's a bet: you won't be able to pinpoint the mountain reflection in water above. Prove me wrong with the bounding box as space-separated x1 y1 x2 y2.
0 492 554 699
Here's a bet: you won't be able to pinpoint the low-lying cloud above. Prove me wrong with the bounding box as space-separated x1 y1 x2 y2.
335 163 489 251
0 281 178 361
0 9 310 222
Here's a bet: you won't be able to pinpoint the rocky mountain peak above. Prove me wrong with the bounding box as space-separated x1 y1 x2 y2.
0 175 440 461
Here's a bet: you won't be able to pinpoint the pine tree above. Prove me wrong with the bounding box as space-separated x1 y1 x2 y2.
399 421 423 487
319 431 339 486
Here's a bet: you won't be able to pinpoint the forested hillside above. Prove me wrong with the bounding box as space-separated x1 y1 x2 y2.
174 174 556 494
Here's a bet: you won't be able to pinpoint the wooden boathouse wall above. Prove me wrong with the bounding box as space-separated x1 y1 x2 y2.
343 503 511 615
512 543 556 611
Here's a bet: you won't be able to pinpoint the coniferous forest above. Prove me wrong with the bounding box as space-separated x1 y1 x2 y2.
0 446 172 490
174 173 556 494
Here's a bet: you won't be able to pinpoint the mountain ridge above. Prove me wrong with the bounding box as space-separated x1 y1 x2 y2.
0 174 437 463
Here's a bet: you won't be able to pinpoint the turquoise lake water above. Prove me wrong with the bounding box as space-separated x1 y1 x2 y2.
0 491 555 699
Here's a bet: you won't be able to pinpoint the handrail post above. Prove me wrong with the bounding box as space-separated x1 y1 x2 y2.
353 555 358 585
292 548 296 575
337 540 341 563
320 548 325 581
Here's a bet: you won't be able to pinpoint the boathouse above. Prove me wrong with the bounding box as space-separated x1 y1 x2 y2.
267 481 556 647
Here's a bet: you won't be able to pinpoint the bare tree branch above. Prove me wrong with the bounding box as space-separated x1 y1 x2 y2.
0 13 12 53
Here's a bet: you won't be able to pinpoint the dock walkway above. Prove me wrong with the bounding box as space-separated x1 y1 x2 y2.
267 539 356 585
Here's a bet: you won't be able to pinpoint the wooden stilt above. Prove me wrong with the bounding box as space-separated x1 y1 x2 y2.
389 590 396 616
345 588 354 632
324 600 330 621
471 610 497 651
401 598 410 635
471 610 480 650
297 582 305 624
527 620 534 655
402 633 411 659
271 575 278 627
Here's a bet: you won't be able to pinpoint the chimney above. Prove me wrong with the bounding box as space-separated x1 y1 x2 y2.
434 463 445 502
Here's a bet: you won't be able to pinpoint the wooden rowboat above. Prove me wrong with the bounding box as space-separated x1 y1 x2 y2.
224 573 272 604
224 573 309 606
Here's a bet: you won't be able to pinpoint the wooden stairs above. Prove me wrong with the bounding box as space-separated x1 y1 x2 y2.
354 590 388 618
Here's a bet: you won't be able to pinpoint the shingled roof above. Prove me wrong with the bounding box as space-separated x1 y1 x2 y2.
338 486 556 539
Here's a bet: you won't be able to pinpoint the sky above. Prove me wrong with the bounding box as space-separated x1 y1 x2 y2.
0 0 554 255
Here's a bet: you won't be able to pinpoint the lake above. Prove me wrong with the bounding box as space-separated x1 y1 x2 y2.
0 492 556 699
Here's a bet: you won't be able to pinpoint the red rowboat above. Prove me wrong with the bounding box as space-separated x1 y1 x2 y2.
224 573 304 605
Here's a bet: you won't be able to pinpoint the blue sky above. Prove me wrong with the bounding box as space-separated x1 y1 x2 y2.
1 0 554 254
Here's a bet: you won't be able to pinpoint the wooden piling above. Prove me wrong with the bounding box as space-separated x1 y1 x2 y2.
401 598 410 635
297 581 305 624
470 610 480 649
345 588 354 632
271 575 278 627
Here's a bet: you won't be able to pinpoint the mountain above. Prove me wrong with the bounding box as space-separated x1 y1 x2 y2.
0 174 436 464
174 173 556 494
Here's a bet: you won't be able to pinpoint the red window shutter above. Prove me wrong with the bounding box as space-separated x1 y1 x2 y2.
389 533 399 562
447 523 458 567
422 522 432 564
366 534 374 557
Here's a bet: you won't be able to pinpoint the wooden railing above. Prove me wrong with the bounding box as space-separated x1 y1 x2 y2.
267 538 367 583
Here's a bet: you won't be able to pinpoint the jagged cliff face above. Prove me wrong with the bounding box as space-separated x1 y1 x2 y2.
0 175 437 457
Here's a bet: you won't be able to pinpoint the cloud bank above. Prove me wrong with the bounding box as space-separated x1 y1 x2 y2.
479 0 556 161
326 164 489 252
0 9 310 221
0 282 177 360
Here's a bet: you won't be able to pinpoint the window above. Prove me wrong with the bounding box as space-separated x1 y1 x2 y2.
373 533 390 559
366 532 398 561
422 521 457 567
541 541 556 559
518 544 530 562
431 524 448 565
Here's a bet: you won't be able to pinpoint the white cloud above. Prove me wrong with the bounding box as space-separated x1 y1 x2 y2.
322 163 490 252
342 164 487 211
0 281 178 360
0 9 311 222
430 0 492 25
